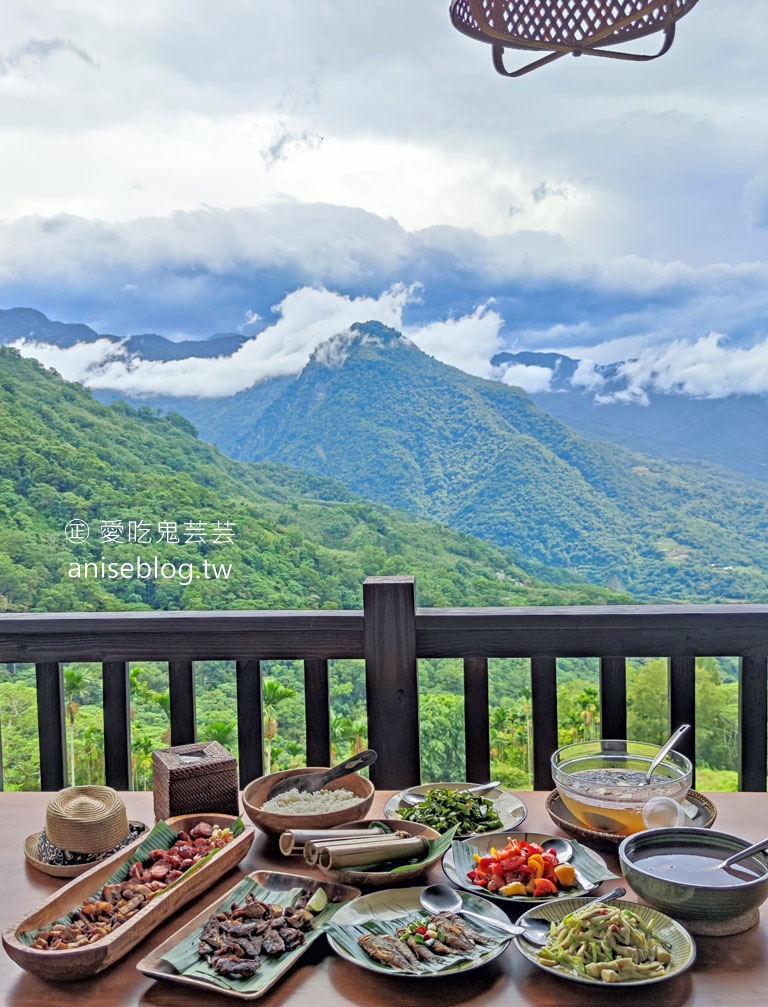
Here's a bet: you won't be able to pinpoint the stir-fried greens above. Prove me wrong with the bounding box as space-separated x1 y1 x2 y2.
399 789 503 835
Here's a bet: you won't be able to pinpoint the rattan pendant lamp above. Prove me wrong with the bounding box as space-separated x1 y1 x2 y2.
450 0 702 77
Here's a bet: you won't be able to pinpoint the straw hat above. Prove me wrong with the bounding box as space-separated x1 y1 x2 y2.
24 786 146 878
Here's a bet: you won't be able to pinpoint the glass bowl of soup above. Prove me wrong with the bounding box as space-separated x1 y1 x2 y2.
551 739 692 836
619 827 768 927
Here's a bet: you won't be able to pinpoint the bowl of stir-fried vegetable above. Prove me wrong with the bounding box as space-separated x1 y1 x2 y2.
383 783 527 838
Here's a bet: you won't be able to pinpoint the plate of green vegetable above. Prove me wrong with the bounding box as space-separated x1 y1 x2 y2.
383 783 527 838
513 896 696 986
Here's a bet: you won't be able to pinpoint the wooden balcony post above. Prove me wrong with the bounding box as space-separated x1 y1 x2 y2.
168 659 196 745
464 656 491 782
35 662 67 790
739 655 767 791
530 656 558 789
102 661 132 790
669 655 696 786
236 659 263 788
304 659 331 766
599 657 627 738
363 576 420 788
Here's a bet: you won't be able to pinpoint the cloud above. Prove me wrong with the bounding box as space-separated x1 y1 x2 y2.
8 282 510 397
0 38 98 76
500 363 554 393
11 285 418 396
612 332 768 400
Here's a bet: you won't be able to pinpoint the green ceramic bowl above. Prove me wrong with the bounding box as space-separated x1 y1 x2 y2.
619 827 768 923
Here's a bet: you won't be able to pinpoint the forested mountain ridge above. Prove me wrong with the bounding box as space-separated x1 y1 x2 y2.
0 347 624 612
161 322 768 603
495 349 768 484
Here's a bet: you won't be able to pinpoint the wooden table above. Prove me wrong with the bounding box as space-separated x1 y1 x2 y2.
2 791 767 1006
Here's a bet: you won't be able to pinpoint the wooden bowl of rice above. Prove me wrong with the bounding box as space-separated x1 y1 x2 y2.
242 766 375 838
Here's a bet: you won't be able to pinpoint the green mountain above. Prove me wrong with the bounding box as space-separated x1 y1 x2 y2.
160 322 768 603
0 347 622 612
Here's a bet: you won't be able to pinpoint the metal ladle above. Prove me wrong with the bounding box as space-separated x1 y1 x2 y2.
418 884 627 947
643 723 690 785
400 781 501 807
713 837 768 871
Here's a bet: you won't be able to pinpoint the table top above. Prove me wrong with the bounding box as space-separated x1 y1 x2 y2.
2 790 767 1007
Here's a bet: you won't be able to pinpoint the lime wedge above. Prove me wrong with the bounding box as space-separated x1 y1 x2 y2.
307 887 328 913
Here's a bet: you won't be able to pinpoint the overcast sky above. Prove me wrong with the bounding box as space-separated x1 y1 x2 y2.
4 0 768 400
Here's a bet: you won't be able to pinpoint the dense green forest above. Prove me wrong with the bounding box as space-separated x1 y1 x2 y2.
0 346 623 612
149 321 768 604
0 347 744 790
0 654 739 792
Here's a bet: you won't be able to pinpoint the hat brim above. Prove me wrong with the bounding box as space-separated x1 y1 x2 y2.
24 822 147 878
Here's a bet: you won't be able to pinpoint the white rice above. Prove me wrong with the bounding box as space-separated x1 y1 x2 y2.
260 787 360 814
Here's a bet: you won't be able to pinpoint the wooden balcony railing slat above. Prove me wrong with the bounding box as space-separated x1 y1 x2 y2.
599 656 627 738
35 662 67 791
463 656 490 782
102 661 131 790
531 656 558 790
739 655 768 791
304 659 331 766
0 611 364 663
669 655 696 787
236 659 263 788
168 659 196 746
363 577 421 789
6 582 768 793
416 606 768 658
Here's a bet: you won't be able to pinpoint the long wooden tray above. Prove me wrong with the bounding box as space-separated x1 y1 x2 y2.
137 870 361 1000
2 813 254 980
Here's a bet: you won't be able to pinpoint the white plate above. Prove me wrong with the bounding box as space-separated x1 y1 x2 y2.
383 782 527 838
443 831 613 904
326 885 513 978
514 897 696 987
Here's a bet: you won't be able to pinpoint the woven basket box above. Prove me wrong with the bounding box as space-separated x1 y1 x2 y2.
152 742 240 821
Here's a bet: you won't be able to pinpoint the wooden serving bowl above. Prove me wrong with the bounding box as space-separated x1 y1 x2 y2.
2 813 254 981
242 767 375 838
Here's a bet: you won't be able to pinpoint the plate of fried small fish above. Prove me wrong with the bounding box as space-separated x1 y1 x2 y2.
326 886 512 977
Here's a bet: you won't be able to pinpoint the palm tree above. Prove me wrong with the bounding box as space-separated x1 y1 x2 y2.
64 667 93 786
262 679 296 773
80 724 104 784
202 719 238 749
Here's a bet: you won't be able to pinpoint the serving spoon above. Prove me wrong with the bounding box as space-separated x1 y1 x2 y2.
643 723 691 784
400 781 501 807
713 836 768 871
418 883 627 947
266 749 378 799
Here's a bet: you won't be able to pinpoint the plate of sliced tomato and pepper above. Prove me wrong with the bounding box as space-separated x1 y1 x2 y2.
443 831 610 904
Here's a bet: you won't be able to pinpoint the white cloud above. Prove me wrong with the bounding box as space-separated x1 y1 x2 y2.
9 336 125 377
614 332 768 399
571 360 606 391
499 363 554 394
2 0 768 398
10 285 417 396
403 304 505 379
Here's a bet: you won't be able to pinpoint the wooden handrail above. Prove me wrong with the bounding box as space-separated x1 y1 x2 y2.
1 578 767 792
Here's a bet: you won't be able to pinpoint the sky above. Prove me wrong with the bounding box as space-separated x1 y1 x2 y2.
3 0 768 401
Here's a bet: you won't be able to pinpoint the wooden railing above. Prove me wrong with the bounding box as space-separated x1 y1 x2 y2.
1 576 767 791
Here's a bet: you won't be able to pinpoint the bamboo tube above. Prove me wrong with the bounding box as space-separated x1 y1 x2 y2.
303 831 411 865
315 835 429 870
279 827 389 856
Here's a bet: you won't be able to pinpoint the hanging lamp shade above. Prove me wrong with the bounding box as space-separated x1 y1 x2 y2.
450 0 702 77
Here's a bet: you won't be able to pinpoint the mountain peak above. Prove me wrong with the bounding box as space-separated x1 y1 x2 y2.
310 320 412 370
